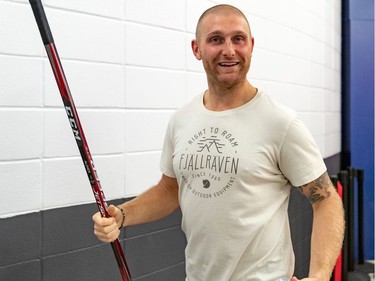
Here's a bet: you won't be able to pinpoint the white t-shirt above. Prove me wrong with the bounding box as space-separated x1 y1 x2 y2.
160 90 326 281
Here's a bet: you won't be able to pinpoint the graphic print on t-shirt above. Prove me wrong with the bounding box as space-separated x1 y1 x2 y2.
178 126 240 199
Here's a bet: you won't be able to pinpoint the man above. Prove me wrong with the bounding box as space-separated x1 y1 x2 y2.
92 5 344 281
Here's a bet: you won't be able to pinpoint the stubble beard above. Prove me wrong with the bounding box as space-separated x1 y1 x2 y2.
206 63 250 91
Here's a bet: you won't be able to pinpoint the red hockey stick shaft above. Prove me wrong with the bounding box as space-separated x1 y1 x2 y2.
29 1 131 280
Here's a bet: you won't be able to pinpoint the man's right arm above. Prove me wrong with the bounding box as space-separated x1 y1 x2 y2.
122 174 180 227
93 174 179 243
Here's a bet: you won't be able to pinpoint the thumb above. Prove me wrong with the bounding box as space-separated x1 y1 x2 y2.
107 204 123 229
291 277 299 281
107 204 118 218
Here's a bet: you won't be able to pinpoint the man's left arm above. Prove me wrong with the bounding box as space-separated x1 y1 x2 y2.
293 171 345 281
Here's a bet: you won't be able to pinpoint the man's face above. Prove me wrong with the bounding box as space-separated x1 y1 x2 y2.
192 13 254 88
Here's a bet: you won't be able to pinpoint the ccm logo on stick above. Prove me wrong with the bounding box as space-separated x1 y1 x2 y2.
65 106 81 141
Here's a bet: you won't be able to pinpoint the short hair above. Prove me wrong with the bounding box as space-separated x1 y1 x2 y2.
195 4 251 41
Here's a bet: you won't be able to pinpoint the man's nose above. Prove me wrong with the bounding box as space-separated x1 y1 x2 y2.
222 41 235 57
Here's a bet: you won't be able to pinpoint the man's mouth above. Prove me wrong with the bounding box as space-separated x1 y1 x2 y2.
218 62 239 67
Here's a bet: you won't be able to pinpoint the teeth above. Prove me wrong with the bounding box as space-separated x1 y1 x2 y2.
219 62 238 66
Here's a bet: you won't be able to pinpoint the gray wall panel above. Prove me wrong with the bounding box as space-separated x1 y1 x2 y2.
0 260 41 281
0 212 41 267
0 153 341 280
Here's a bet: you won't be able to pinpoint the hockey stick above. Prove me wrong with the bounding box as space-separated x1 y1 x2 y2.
29 1 131 280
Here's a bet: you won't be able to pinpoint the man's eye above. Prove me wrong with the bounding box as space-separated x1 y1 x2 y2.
233 36 244 42
209 37 222 43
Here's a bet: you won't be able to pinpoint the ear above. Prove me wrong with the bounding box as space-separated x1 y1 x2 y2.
191 39 202 60
250 37 255 54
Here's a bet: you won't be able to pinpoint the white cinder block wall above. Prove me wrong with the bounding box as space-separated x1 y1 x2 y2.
0 0 341 218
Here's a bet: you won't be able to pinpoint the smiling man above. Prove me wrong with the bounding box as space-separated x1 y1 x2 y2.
92 5 344 281
192 5 256 110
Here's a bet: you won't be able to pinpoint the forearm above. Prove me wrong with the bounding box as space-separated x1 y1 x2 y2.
120 174 180 227
309 192 344 280
298 172 345 281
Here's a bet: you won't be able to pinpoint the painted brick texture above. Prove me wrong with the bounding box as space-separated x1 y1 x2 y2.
0 0 341 280
0 0 341 218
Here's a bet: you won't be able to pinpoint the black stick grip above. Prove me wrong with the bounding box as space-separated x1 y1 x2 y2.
29 0 54 45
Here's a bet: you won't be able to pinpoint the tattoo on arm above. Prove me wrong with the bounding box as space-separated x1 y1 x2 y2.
298 172 331 204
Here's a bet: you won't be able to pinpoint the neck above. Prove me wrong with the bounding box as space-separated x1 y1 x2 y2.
203 81 257 111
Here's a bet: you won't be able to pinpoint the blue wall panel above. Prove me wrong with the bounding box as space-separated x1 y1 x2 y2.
345 0 374 260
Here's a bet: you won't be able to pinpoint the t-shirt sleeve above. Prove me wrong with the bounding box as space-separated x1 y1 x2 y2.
279 118 327 187
160 119 177 178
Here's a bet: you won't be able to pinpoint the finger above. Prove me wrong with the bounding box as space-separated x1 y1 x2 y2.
92 211 101 222
92 211 116 227
94 222 120 240
94 229 119 242
94 218 118 233
94 226 120 243
92 211 107 224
